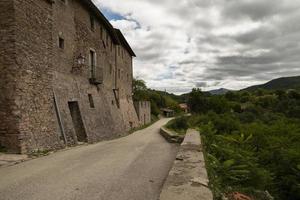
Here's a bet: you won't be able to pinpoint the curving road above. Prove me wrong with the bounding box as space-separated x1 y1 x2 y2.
0 118 179 200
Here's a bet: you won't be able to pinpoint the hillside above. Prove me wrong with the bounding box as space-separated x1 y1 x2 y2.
243 76 300 91
208 88 231 95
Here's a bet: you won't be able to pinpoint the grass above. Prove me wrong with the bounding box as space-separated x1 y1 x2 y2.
164 125 186 136
165 116 189 135
29 149 51 157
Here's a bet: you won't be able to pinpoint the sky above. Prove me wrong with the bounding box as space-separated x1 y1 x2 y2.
92 0 300 94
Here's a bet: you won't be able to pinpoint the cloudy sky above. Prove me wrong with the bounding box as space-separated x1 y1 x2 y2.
93 0 300 94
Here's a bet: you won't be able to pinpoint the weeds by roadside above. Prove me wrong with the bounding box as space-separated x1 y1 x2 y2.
29 149 51 158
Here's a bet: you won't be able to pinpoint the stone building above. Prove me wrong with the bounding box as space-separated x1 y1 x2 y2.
0 0 148 153
134 101 151 126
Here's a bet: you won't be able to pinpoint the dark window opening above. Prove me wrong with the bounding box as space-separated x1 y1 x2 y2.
59 37 64 49
90 15 95 31
100 27 103 39
88 94 95 108
89 50 96 78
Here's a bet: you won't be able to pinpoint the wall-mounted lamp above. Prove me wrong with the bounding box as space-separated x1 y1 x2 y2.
72 53 86 74
77 53 86 65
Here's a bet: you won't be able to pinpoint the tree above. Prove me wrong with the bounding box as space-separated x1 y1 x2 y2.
132 78 148 101
188 88 210 114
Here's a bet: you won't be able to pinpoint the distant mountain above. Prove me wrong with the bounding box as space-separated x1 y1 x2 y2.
243 76 300 91
208 88 231 95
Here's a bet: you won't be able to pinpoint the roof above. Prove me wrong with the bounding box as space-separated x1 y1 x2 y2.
179 103 188 109
80 0 136 57
161 108 175 113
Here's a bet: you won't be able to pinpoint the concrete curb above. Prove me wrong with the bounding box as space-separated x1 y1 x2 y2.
160 126 185 144
159 129 213 200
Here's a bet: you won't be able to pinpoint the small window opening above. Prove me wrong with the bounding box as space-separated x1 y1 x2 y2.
100 27 103 39
89 50 96 78
59 37 64 49
88 94 95 108
90 15 95 31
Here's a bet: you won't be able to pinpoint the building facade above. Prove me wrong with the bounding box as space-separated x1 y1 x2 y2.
134 101 151 126
0 0 144 153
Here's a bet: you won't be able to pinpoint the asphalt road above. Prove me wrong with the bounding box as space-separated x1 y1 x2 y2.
0 118 179 200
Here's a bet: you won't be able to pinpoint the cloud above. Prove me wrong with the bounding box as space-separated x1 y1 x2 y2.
195 82 208 88
92 0 300 94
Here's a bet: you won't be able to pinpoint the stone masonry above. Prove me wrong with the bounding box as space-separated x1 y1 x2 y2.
134 101 151 126
0 0 148 153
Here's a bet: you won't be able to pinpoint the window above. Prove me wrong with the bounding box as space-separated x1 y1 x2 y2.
90 15 95 31
59 37 64 49
88 94 95 108
89 50 96 78
100 27 103 39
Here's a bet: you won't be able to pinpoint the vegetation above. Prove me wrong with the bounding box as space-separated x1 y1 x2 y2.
165 116 189 135
133 78 183 116
167 88 300 200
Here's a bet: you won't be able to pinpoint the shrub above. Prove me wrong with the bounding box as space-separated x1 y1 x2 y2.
166 116 189 134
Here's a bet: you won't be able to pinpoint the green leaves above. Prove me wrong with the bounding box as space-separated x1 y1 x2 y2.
223 159 235 169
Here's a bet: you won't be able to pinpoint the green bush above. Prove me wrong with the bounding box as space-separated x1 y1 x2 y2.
166 116 189 134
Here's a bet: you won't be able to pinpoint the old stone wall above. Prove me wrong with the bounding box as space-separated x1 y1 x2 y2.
0 0 140 153
49 0 137 145
13 0 63 153
0 0 19 152
134 101 151 126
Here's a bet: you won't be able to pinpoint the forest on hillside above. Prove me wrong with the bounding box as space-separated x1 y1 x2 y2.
132 78 184 116
166 88 300 200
